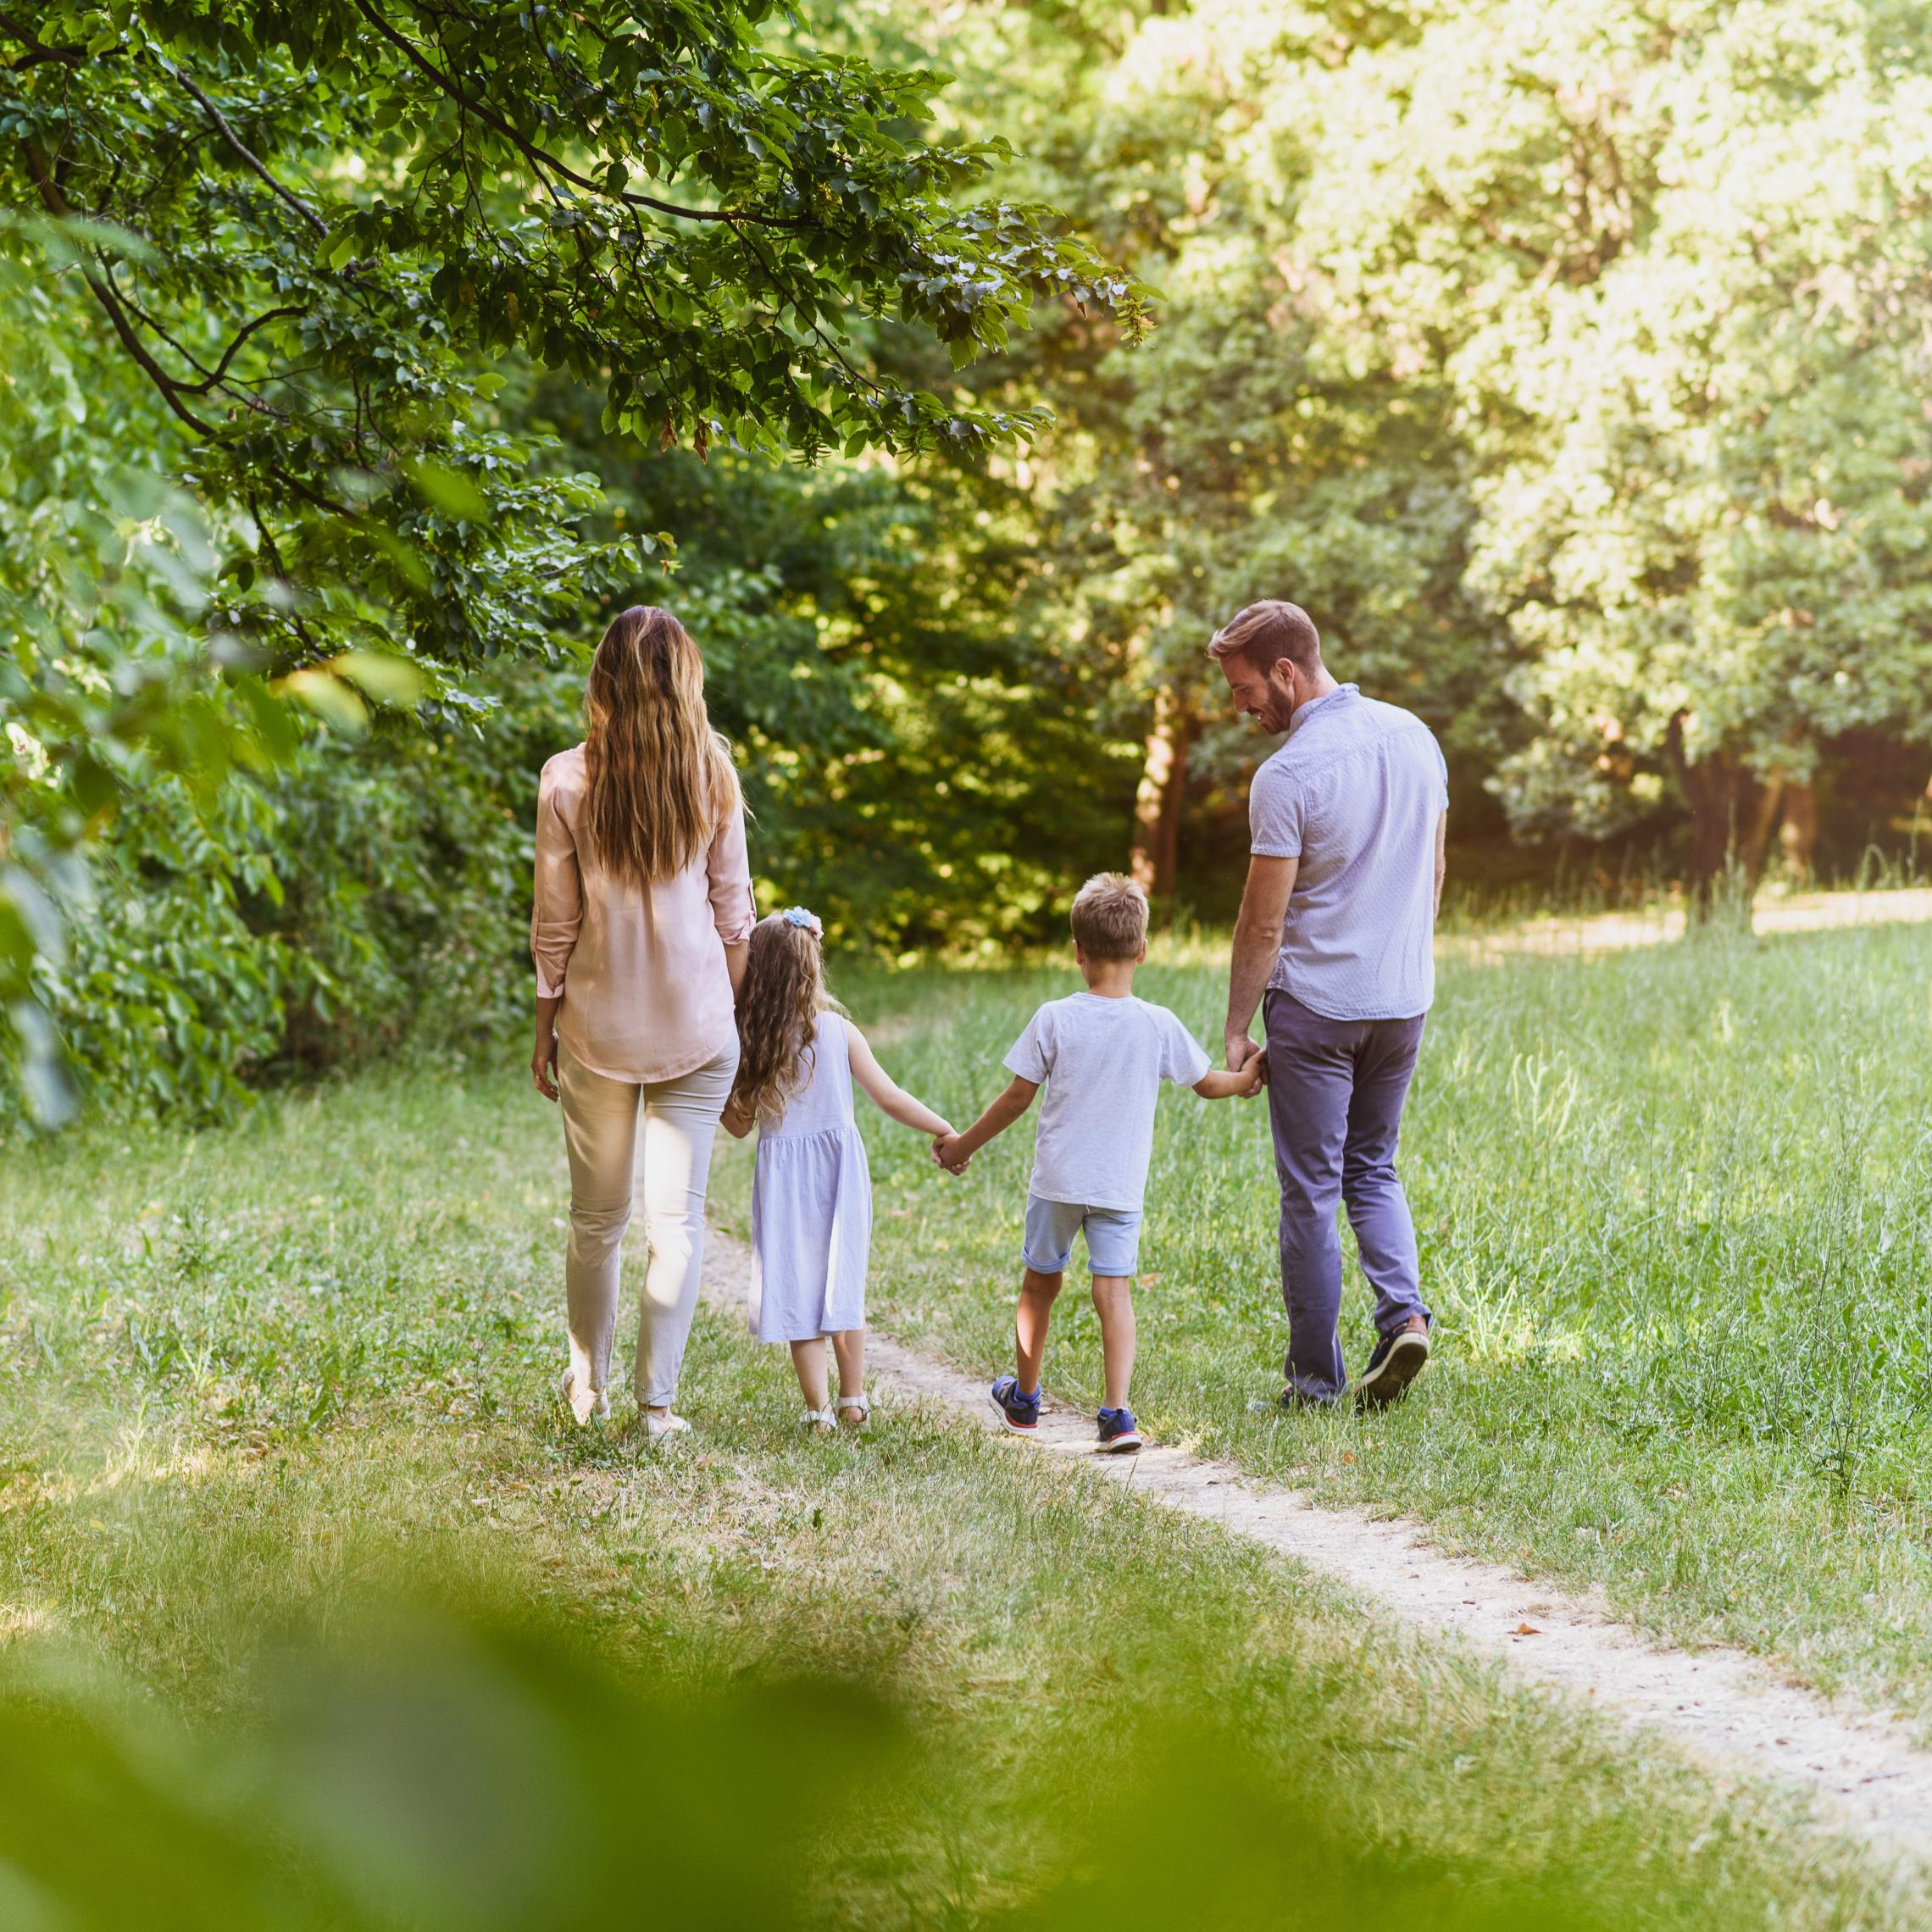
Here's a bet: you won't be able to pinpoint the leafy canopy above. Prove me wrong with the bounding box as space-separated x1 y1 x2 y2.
6 0 1147 671
0 0 1148 1120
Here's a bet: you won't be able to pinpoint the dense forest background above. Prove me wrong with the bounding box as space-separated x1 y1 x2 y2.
7 0 1932 1125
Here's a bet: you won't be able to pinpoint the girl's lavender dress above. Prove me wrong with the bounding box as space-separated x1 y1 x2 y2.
749 1013 872 1342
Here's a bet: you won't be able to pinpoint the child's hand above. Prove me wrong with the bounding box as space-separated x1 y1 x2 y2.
932 1132 970 1174
1240 1055 1267 1096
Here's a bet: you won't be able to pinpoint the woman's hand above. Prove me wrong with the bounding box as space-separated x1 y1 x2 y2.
531 1024 559 1102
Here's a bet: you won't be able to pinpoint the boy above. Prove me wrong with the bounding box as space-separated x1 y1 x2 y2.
934 873 1261 1452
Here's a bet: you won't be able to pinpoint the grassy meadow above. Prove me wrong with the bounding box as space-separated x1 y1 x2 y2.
769 916 1932 1735
4 936 1926 1926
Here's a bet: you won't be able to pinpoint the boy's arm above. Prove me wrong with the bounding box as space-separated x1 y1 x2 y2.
846 1025 954 1137
1194 1065 1263 1101
935 1075 1038 1172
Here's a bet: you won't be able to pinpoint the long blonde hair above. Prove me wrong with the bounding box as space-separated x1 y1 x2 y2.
730 912 830 1124
582 606 738 889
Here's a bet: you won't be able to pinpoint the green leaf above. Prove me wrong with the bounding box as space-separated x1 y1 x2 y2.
331 652 425 708
403 462 491 523
275 668 369 734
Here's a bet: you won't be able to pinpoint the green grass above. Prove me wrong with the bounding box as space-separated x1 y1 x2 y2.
763 918 1932 1734
2 1043 1919 1924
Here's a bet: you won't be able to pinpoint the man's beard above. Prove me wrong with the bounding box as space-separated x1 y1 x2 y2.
1259 692 1296 734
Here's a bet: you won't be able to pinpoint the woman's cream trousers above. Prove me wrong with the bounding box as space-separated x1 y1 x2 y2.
558 1040 738 1410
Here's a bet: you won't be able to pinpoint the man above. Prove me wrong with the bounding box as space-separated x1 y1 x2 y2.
1212 600 1447 1409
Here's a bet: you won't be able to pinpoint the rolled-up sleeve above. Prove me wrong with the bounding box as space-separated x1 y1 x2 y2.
530 763 581 998
706 801 757 946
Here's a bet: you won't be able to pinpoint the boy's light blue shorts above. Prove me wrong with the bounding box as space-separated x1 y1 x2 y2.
1022 1195 1143 1278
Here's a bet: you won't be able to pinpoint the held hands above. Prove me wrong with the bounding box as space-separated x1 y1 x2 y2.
1226 1032 1266 1096
931 1131 972 1175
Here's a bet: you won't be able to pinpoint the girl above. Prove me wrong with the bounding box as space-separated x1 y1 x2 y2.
723 909 956 1430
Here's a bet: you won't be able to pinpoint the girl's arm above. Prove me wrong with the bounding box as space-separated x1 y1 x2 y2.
720 1094 757 1140
934 1074 1038 1173
846 1024 954 1137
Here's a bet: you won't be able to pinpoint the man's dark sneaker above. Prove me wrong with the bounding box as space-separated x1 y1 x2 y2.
1096 1406 1143 1454
1353 1322 1430 1409
989 1375 1041 1435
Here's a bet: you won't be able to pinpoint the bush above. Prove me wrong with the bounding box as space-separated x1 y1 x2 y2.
17 663 580 1129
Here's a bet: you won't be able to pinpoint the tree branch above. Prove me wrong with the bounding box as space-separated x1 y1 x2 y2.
150 57 329 236
0 14 84 67
177 307 307 394
107 275 305 397
19 140 225 437
9 43 83 69
348 0 797 230
82 264 225 436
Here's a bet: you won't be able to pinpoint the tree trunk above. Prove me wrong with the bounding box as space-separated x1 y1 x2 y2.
1739 763 1786 882
1129 683 1191 898
1778 780 1817 883
1668 715 1781 919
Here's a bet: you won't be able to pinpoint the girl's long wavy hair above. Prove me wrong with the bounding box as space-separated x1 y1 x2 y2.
730 915 834 1125
582 606 738 891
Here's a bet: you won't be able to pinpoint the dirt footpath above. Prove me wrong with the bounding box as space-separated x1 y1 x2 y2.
1441 886 1932 963
702 1228 1932 1868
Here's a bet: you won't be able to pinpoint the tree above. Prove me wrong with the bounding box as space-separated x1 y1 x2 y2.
5 0 1146 662
844 0 1932 908
830 0 1510 906
1 0 1146 1116
1307 0 1932 908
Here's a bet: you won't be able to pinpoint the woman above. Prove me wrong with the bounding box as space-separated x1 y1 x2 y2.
530 606 754 1441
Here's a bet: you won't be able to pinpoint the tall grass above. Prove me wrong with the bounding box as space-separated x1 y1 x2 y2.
797 918 1932 1721
5 1043 1917 1925
0 1587 1772 1932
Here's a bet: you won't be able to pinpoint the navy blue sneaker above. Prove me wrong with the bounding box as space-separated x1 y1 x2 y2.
1096 1406 1142 1454
989 1375 1041 1435
1353 1320 1430 1409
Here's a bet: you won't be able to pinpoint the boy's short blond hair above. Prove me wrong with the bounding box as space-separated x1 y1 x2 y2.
1069 872 1149 960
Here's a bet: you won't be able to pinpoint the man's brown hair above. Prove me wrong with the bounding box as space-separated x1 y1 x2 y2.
1069 871 1150 961
1207 600 1323 675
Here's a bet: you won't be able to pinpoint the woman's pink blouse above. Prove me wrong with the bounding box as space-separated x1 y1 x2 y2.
529 744 756 1082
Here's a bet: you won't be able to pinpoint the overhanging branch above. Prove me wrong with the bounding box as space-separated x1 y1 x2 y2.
348 0 797 231
151 58 329 236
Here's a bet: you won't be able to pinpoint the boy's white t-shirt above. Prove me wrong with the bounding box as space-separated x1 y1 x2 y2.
1002 992 1212 1212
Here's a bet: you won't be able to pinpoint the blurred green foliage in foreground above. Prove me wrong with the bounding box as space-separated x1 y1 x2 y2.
1 1596 1603 1932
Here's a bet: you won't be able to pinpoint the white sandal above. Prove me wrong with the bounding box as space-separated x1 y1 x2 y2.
801 1407 838 1432
836 1393 870 1428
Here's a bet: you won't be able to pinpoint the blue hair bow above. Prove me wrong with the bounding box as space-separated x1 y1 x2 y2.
782 906 822 935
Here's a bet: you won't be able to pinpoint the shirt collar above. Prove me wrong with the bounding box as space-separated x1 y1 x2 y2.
1287 683 1358 737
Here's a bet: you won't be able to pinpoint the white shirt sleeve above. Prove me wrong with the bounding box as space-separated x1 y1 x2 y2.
1002 1006 1053 1083
1157 1008 1213 1086
1249 757 1303 858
